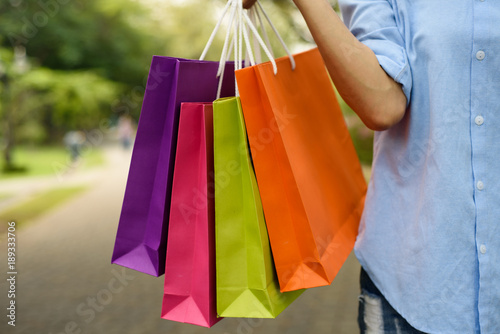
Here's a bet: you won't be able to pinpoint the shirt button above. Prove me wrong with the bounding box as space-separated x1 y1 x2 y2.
476 50 486 60
480 244 487 254
477 181 484 190
475 115 484 126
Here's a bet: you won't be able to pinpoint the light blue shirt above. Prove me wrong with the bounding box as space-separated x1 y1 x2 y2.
339 1 500 333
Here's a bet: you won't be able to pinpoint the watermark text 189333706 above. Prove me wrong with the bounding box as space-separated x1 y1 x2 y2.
6 221 17 327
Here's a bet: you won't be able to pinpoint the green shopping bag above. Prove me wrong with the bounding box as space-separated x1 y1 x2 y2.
213 96 303 318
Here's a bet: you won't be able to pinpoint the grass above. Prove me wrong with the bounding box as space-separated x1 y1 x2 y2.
0 186 88 231
0 146 105 179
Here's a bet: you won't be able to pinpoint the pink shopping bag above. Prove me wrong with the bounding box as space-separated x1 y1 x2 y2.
161 103 221 327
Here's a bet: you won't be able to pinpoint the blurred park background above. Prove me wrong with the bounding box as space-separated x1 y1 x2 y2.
0 0 372 333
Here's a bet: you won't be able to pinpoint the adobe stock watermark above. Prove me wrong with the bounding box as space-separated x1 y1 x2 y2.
48 268 135 334
6 221 18 327
7 0 74 47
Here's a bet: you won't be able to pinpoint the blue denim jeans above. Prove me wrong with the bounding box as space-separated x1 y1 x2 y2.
358 268 427 334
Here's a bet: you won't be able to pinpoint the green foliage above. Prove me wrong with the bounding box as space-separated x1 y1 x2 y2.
0 0 372 169
0 0 161 86
0 145 104 179
18 67 122 134
0 53 122 145
16 120 47 144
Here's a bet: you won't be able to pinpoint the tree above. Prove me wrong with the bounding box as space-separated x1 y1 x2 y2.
0 0 350 171
0 0 162 86
1 0 152 170
0 45 121 170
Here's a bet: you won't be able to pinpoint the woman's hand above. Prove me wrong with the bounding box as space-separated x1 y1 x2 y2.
243 0 258 9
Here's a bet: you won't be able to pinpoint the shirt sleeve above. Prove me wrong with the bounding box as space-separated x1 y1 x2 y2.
339 0 412 104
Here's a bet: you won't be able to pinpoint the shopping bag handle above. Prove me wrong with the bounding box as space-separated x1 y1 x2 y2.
249 6 274 63
201 0 296 98
200 0 295 74
199 0 255 98
213 0 251 98
251 1 296 71
201 0 275 72
199 0 232 62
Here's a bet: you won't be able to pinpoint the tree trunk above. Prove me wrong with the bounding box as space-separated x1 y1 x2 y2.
3 114 14 169
1 73 14 170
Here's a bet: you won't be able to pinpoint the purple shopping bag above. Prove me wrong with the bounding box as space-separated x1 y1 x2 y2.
112 56 235 276
161 103 221 327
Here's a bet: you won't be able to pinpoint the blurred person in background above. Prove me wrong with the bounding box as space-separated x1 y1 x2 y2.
63 130 86 163
117 115 134 150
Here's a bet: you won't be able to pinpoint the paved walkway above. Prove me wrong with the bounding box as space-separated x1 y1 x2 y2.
0 149 126 213
0 147 361 334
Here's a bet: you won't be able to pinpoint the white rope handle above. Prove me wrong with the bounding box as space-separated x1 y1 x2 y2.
254 4 274 59
205 0 294 99
234 1 240 96
199 0 232 61
215 31 235 100
215 0 238 99
216 0 238 78
242 16 256 67
256 0 296 70
237 0 243 72
248 8 261 64
237 0 258 67
242 11 278 74
217 0 258 98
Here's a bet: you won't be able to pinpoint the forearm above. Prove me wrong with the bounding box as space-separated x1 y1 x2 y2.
293 0 407 130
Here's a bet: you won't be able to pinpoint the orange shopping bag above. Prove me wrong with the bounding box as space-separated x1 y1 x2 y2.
235 48 367 292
